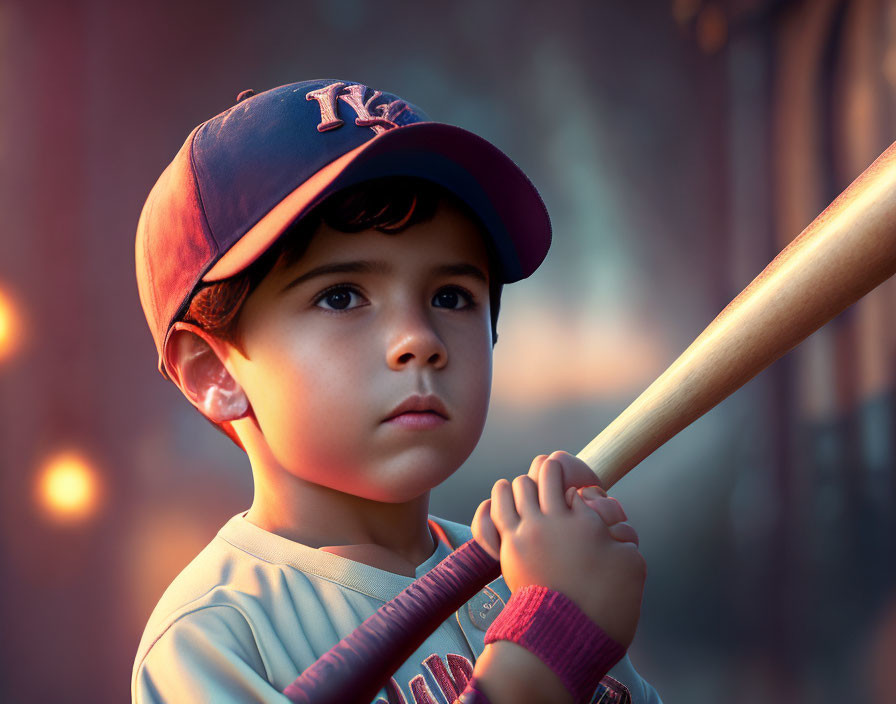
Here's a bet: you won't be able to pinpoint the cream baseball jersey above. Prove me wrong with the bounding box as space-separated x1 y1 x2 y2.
131 513 661 703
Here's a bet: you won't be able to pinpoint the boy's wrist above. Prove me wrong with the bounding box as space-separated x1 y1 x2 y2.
472 640 574 704
483 584 626 704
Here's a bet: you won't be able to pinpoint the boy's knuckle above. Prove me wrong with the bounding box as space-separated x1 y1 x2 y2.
511 475 532 491
514 522 537 544
503 534 528 557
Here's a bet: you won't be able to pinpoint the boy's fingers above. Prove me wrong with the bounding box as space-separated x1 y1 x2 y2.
471 499 501 560
607 521 640 546
583 495 628 526
569 490 599 519
511 475 540 517
490 479 520 531
527 454 549 483
538 459 568 514
570 490 610 526
579 485 608 500
548 450 603 491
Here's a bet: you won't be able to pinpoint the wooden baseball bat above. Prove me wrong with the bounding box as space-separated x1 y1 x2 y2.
285 142 896 703
580 139 896 489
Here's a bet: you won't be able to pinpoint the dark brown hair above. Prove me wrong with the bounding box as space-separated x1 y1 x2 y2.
179 176 503 449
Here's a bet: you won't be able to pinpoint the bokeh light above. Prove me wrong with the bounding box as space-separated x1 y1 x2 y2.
0 285 23 363
696 5 727 54
35 452 103 523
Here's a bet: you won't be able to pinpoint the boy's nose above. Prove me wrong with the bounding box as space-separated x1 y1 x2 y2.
385 313 448 371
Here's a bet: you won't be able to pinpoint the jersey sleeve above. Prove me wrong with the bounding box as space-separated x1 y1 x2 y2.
132 605 291 704
608 654 663 704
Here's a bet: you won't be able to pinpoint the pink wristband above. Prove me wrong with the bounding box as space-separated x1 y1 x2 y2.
483 585 625 704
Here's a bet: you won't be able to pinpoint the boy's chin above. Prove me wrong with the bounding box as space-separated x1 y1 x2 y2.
346 465 463 505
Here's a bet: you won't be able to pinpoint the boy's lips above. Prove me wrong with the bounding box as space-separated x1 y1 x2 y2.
383 395 449 422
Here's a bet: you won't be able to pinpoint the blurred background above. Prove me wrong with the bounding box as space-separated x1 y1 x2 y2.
1 0 895 701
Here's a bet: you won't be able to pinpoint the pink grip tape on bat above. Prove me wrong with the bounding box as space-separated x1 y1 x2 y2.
283 538 500 704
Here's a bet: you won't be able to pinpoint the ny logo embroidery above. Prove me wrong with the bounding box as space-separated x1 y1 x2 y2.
373 653 474 704
306 82 409 135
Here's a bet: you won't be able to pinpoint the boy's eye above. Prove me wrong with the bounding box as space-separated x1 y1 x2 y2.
314 286 366 311
432 286 474 310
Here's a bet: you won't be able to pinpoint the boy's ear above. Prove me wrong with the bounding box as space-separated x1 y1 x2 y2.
163 322 250 424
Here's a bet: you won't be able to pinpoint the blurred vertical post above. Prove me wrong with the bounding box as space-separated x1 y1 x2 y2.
770 0 896 698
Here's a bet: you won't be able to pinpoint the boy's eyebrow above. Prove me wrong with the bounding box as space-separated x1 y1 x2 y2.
279 261 488 294
280 261 386 294
433 263 489 284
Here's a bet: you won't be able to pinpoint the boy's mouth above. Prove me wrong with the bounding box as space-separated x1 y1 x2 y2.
384 395 449 422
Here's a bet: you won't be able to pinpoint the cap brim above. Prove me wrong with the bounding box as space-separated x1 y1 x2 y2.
201 122 551 284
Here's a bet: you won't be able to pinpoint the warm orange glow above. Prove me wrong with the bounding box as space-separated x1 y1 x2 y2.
0 286 23 362
492 307 669 406
36 452 102 523
696 5 727 54
126 507 214 633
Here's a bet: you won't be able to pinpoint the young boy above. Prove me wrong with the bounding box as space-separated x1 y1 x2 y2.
132 79 660 703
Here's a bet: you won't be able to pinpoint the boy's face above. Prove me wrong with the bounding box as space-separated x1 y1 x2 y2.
226 201 494 503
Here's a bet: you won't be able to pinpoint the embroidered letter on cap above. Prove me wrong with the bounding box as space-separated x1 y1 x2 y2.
338 84 408 134
305 82 347 132
306 82 408 135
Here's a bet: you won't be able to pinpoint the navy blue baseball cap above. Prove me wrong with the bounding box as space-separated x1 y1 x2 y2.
136 79 552 379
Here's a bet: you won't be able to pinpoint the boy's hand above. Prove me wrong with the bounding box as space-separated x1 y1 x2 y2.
473 458 646 648
527 450 603 493
472 450 636 561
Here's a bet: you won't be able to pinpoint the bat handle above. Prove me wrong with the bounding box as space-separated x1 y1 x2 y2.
283 538 500 704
